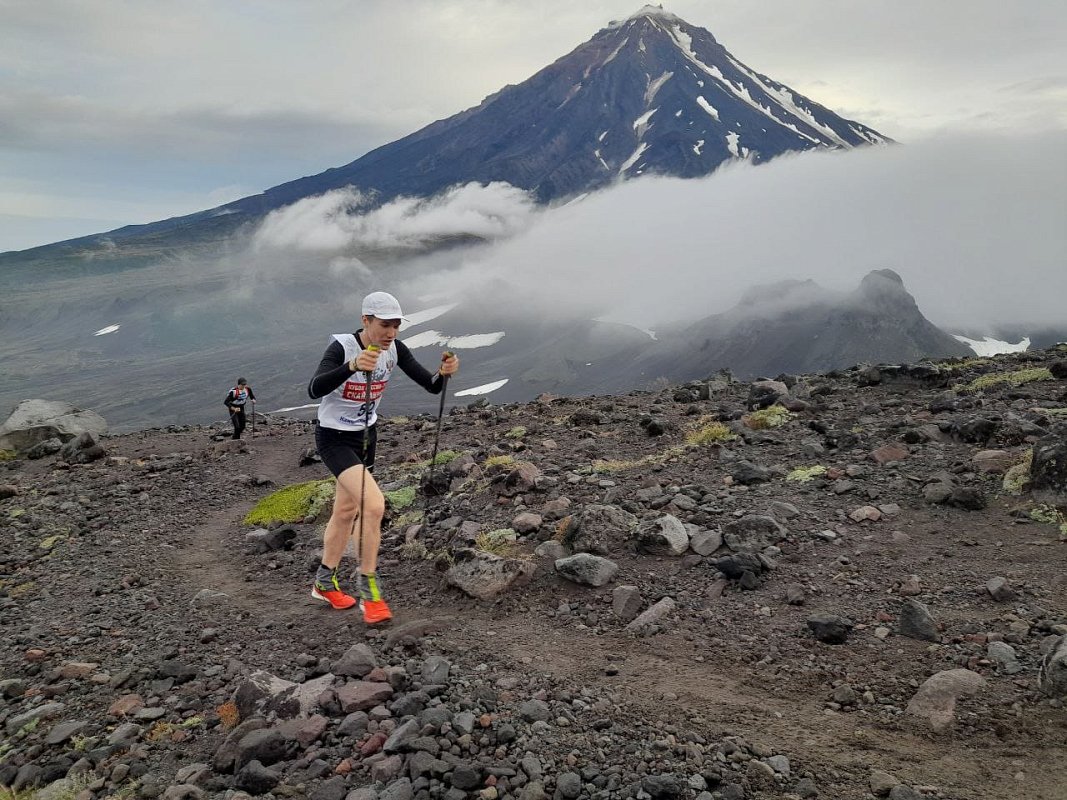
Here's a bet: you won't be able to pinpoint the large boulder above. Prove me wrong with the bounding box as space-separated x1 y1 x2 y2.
1030 424 1067 498
905 669 986 732
444 548 536 599
554 553 619 587
0 400 107 452
722 515 787 553
566 504 639 555
1039 635 1067 697
633 515 689 556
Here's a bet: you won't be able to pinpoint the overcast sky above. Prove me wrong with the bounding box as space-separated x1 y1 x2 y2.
2 0 1065 252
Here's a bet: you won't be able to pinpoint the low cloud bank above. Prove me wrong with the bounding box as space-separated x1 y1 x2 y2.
253 182 538 252
410 131 1066 332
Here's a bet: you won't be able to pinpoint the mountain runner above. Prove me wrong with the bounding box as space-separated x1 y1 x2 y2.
306 291 459 624
224 378 256 440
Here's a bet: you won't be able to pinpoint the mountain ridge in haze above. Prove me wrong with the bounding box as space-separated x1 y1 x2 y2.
1 4 890 272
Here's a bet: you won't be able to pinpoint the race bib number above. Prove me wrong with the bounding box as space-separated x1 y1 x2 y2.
342 379 386 402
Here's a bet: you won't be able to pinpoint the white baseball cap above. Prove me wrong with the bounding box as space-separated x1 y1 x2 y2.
361 291 407 321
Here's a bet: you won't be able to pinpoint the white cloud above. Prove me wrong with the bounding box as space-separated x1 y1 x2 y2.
253 182 539 252
415 131 1067 331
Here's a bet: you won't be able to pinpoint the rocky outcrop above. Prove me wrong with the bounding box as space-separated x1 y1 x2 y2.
0 399 107 452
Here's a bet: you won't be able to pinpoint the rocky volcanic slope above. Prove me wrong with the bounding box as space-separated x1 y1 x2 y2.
3 349 1067 800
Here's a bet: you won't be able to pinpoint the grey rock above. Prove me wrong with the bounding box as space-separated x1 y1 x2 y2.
642 775 684 799
518 699 551 722
807 613 853 644
450 764 482 790
986 576 1017 602
44 720 86 745
1039 635 1067 696
722 515 787 553
379 778 413 800
421 655 451 685
898 599 939 642
0 399 107 452
626 597 676 633
234 728 288 770
612 585 643 622
554 553 619 587
633 514 689 556
566 504 638 555
6 702 66 735
444 548 536 599
987 641 1022 674
729 460 771 485
688 529 722 556
555 772 581 800
905 669 986 732
235 761 280 795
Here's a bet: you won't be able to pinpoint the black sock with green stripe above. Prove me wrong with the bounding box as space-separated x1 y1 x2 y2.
315 564 340 591
358 573 382 602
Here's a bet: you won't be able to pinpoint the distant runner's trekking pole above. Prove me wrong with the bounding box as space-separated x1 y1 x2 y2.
250 403 255 439
427 351 454 491
358 344 380 561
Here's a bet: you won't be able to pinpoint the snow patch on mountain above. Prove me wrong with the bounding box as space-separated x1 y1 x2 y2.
455 379 509 397
953 334 1031 356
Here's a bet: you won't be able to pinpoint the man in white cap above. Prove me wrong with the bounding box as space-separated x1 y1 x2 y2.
306 291 459 624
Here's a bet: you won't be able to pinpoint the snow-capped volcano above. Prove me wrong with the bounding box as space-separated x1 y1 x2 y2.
242 3 890 208
2 5 890 266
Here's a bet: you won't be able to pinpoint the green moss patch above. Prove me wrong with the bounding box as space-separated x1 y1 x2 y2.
685 419 737 446
1002 449 1033 496
743 405 794 430
964 368 1053 393
787 465 827 482
383 486 416 510
0 449 17 461
243 479 335 526
504 426 527 439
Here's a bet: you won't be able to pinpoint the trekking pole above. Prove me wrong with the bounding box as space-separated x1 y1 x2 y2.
427 351 453 489
250 402 255 439
357 344 380 566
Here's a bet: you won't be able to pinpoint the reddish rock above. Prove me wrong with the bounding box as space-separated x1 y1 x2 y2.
870 444 909 465
108 694 144 717
359 730 387 756
335 681 394 713
334 759 352 775
25 649 48 662
59 662 99 679
479 713 493 728
365 667 389 683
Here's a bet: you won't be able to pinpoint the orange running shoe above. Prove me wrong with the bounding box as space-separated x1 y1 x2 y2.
311 575 356 609
359 598 393 625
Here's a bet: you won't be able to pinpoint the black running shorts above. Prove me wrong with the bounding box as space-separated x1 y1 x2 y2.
315 423 377 477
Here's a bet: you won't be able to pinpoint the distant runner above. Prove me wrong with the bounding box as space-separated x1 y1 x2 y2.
307 291 459 624
224 378 256 440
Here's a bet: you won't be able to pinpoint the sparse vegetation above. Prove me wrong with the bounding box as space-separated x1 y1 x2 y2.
475 529 518 557
742 405 794 430
787 465 827 482
932 357 993 371
0 449 16 461
1029 504 1067 540
483 454 515 469
398 541 430 561
243 478 335 526
216 700 240 729
684 417 737 446
383 485 416 510
504 426 527 439
1002 449 1034 496
962 367 1053 393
